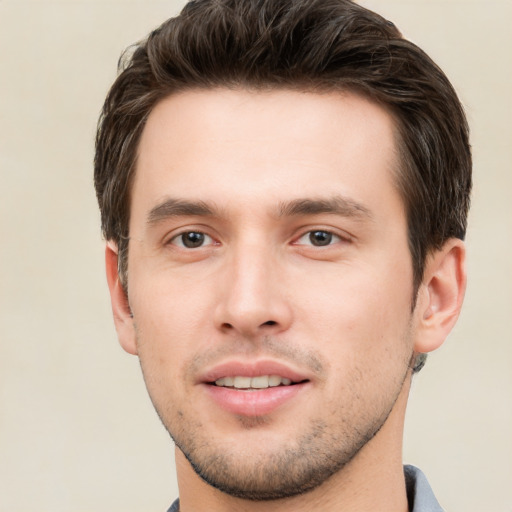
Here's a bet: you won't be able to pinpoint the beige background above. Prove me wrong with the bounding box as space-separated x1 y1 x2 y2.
0 0 510 510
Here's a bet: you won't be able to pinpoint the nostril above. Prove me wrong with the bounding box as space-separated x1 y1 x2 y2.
262 320 277 326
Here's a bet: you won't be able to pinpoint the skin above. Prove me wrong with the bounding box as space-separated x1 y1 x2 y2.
106 89 466 511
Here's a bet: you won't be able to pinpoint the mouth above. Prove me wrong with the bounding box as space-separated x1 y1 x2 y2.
201 362 311 416
213 375 301 390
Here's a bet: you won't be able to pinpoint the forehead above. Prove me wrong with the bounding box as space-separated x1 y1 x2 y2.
133 88 401 220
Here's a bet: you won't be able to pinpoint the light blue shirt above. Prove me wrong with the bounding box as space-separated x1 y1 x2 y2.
404 465 444 512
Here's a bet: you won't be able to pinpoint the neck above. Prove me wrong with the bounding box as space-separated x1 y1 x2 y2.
175 376 412 512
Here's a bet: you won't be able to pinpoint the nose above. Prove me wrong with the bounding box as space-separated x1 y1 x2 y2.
214 244 293 338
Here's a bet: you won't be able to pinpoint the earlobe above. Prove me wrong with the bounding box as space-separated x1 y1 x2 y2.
105 242 138 355
413 239 467 354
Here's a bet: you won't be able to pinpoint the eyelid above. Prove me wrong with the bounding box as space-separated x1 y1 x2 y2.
173 232 212 248
292 227 352 246
166 227 219 249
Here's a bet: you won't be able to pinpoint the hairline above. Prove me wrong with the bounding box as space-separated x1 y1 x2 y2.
116 84 421 291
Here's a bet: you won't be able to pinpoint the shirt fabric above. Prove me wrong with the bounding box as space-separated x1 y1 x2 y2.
166 464 443 512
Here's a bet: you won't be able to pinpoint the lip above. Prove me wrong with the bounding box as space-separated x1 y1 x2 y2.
200 359 310 384
198 359 311 417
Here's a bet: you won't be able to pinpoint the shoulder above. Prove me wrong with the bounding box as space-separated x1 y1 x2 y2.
404 465 444 512
166 498 179 512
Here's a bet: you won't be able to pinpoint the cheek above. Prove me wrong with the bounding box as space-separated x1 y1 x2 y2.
129 273 214 379
294 262 414 358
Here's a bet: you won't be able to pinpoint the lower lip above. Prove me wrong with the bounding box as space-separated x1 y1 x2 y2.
203 383 308 417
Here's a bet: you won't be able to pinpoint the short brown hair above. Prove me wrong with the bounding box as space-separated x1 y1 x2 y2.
95 0 471 297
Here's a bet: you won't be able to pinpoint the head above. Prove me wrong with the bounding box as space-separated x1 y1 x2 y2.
95 0 471 296
95 0 471 503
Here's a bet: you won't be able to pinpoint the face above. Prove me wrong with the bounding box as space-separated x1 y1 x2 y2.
123 89 418 499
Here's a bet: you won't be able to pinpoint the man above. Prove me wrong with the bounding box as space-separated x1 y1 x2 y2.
94 0 471 510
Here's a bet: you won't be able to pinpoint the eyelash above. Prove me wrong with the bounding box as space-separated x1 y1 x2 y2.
169 231 216 249
294 230 344 247
168 229 347 249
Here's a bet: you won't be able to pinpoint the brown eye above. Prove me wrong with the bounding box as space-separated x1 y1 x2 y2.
308 231 333 246
296 230 342 247
294 229 347 248
172 231 212 248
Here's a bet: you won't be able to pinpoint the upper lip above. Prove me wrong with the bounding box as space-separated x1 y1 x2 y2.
198 359 311 384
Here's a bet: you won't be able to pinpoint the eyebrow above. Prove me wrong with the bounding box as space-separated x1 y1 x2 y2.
146 195 373 225
277 196 373 220
147 198 217 225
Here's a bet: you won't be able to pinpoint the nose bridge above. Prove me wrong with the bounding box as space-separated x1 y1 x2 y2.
215 237 291 336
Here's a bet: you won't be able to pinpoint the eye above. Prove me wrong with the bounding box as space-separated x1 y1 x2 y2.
296 230 342 247
170 231 214 249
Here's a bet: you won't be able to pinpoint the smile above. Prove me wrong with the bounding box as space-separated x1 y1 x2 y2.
214 375 293 389
200 360 312 416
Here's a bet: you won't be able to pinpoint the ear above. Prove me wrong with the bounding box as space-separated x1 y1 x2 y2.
105 242 138 355
413 239 467 354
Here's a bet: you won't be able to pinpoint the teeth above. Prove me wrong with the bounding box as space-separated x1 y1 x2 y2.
214 375 294 389
251 376 269 389
234 376 251 389
268 375 282 387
